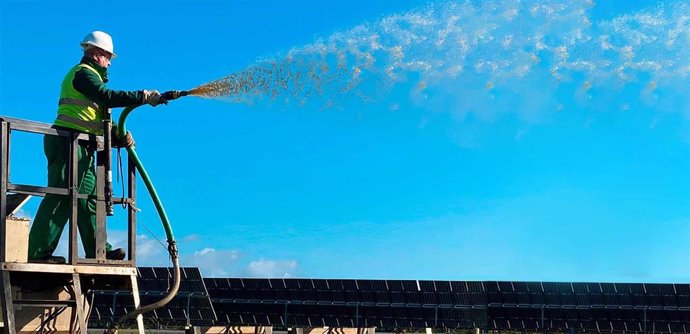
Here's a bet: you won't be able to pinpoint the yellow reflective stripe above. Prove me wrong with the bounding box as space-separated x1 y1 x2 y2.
56 114 102 132
58 98 101 111
79 63 103 82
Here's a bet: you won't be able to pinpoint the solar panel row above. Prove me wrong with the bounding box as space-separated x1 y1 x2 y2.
206 278 690 332
211 302 487 329
205 279 488 293
487 318 688 332
89 270 690 333
484 282 690 294
205 279 689 311
487 292 690 308
206 279 690 295
210 290 486 306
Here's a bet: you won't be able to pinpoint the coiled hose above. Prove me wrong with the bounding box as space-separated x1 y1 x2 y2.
105 104 180 333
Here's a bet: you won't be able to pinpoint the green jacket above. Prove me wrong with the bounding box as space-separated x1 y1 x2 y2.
54 57 143 134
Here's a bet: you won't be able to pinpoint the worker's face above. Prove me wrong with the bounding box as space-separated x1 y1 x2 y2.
94 49 112 68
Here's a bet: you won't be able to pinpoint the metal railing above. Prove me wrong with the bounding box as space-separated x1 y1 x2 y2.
0 115 137 265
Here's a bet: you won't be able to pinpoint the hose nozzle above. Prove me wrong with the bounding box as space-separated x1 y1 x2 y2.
161 90 189 101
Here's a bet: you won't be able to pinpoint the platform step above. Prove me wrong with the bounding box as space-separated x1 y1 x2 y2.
12 299 76 307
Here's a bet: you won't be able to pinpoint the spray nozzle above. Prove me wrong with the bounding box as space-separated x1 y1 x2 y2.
161 90 189 101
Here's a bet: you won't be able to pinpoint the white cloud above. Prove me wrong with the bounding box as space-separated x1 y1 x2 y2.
51 229 297 279
181 234 201 242
136 234 169 267
182 248 242 277
245 259 299 278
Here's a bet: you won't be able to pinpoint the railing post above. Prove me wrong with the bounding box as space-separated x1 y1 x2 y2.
103 110 114 217
0 121 9 262
95 142 107 261
128 156 137 263
69 131 79 264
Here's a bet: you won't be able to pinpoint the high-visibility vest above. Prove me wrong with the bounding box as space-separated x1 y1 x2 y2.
54 63 105 135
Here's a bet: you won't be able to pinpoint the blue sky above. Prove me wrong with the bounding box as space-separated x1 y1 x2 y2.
1 0 689 283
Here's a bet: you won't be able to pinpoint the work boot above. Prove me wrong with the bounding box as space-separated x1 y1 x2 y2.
30 255 66 264
106 248 126 260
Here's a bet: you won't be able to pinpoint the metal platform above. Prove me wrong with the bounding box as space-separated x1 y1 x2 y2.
0 116 144 333
2 263 136 276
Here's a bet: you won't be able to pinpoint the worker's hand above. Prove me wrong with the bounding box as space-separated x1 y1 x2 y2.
111 126 135 148
142 90 169 107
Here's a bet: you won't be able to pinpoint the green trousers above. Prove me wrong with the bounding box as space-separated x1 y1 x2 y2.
28 134 112 259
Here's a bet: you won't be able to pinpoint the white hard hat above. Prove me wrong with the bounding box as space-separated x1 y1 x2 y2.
80 31 116 58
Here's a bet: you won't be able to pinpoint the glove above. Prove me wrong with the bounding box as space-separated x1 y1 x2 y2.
142 90 168 107
111 125 135 148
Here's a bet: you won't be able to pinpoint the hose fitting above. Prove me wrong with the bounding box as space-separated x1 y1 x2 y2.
161 90 189 101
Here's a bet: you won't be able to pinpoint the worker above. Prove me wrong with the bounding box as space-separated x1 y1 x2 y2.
28 31 167 264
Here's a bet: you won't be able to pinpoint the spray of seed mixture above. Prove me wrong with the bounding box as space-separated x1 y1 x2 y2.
187 1 689 115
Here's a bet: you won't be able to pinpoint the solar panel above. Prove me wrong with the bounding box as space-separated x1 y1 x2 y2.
546 293 562 306
648 294 665 307
360 291 376 303
369 280 387 291
487 292 502 305
437 292 453 305
586 282 602 293
600 283 616 293
626 321 641 332
530 293 546 305
345 290 359 303
450 281 468 293
467 281 485 293
605 294 621 306
374 291 389 304
435 281 451 292
387 280 405 291
405 292 421 304
284 279 300 289
572 282 588 293
417 280 435 292
498 281 514 292
516 292 531 305
512 282 528 293
542 282 561 293
646 283 663 295
451 293 467 305
269 278 285 289
390 291 405 304
615 283 631 294
669 322 685 333
615 293 631 307
485 281 500 293
561 293 576 306
676 283 690 295
312 279 328 290
420 292 437 305
342 279 358 290
526 282 543 293
296 279 314 290
356 279 375 291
